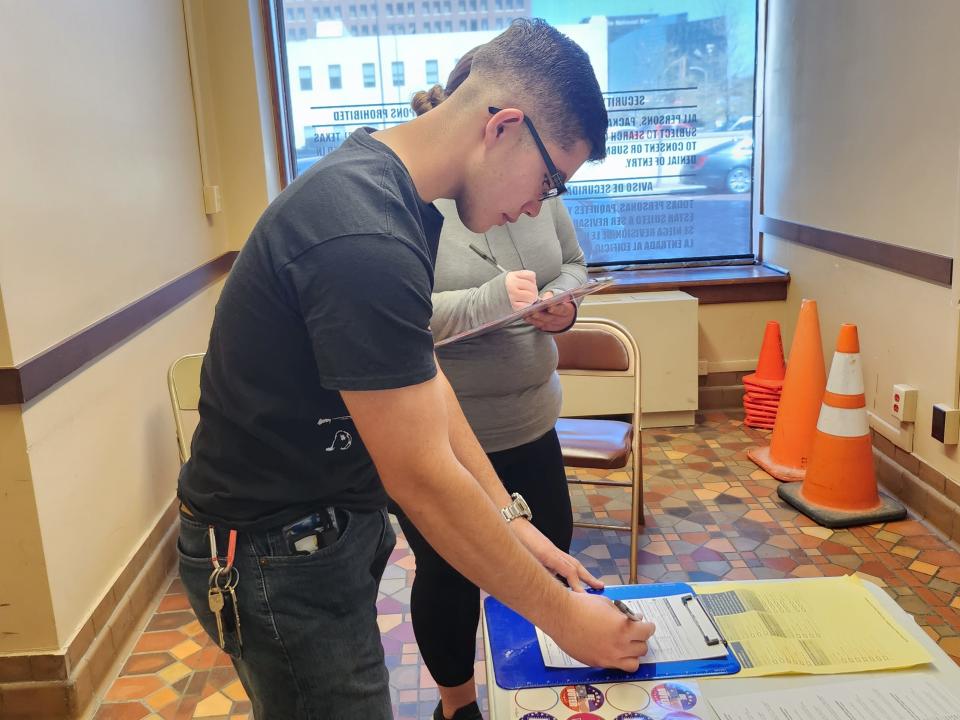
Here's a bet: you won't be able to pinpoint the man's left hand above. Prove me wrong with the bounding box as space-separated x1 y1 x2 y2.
525 291 576 333
509 518 604 592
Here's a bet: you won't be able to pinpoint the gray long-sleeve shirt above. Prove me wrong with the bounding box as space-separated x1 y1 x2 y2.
431 198 587 452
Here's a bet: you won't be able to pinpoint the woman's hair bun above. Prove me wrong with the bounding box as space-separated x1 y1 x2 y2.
411 84 447 116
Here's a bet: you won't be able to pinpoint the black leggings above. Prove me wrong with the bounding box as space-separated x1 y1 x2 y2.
393 428 573 688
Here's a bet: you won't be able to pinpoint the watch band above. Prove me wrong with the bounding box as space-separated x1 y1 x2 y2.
500 492 532 523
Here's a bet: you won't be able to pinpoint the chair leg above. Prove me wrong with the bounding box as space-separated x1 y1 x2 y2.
628 452 643 584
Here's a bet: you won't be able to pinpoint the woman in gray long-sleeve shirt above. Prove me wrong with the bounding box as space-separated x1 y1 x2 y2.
391 49 588 720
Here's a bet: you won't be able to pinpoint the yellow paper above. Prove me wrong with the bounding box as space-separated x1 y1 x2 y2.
690 575 931 677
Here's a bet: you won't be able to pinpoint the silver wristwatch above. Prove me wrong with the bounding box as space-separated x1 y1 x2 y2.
500 492 532 523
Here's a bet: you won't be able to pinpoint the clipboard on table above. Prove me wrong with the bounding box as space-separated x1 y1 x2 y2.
434 277 615 348
483 583 741 690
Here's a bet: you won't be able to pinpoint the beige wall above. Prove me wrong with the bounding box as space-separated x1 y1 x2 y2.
0 1 275 652
755 0 960 486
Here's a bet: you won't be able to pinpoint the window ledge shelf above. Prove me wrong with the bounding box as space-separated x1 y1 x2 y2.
592 262 789 304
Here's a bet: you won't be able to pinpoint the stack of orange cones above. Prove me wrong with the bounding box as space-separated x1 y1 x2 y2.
779 324 906 528
742 321 785 429
748 299 827 482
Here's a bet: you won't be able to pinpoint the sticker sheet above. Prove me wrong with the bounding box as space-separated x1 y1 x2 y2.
508 679 710 720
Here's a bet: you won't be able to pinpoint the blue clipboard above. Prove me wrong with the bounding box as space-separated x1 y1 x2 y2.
483 582 741 689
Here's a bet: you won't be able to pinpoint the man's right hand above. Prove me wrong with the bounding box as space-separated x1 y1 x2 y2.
549 592 656 671
504 270 538 309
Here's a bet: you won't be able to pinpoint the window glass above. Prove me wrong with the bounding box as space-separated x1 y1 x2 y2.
282 0 757 265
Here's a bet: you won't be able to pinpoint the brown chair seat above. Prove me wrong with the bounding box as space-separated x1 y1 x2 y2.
557 418 633 470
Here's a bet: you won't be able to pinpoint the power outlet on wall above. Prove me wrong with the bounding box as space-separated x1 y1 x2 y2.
891 384 918 422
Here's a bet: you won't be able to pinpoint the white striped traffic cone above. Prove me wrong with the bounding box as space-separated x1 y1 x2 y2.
779 324 906 528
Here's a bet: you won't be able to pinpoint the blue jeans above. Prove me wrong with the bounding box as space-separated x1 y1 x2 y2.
177 507 396 719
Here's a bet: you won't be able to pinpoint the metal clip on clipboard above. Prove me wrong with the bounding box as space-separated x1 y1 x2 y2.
681 594 727 647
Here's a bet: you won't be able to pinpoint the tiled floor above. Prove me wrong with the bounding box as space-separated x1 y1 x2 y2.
92 411 960 719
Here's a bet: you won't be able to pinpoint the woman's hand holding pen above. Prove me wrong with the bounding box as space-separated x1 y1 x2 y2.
505 270 538 310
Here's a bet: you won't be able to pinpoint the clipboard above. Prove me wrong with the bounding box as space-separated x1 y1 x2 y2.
434 277 615 348
483 583 741 690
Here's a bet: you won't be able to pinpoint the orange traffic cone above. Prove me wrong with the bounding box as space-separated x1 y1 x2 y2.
779 325 906 528
743 321 786 429
748 299 827 481
743 321 786 389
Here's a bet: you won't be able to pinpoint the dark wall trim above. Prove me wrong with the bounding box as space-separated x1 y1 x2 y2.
0 252 237 406
759 216 953 287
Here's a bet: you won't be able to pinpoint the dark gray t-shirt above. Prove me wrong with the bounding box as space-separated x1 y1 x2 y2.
178 129 443 530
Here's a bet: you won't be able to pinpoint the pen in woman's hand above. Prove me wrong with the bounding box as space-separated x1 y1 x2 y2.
613 599 643 622
469 243 507 273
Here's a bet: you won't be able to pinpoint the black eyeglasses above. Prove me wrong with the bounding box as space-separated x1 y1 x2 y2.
488 106 567 201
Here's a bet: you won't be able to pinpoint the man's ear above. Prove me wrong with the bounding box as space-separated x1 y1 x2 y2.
484 108 523 146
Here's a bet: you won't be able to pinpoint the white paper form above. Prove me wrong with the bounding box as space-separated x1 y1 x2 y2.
536 595 729 668
709 675 960 720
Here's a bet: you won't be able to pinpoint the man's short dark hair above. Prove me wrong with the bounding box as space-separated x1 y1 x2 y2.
471 19 608 161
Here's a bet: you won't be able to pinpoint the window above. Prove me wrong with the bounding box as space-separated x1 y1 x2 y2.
363 62 376 87
458 0 465 9
361 24 369 34
349 4 357 17
425 59 439 85
459 19 466 30
313 7 322 19
297 7 305 18
409 23 416 33
276 0 758 267
323 6 331 17
334 6 341 17
298 65 312 90
396 2 404 13
328 64 342 89
360 4 367 16
298 26 307 38
286 7 295 20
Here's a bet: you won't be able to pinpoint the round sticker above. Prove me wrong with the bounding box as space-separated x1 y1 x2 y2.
514 688 560 712
606 683 651 712
614 714 656 720
559 684 604 712
567 715 603 720
650 682 699 711
663 714 702 720
518 713 557 720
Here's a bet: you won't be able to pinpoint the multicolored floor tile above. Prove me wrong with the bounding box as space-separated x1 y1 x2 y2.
93 411 960 719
